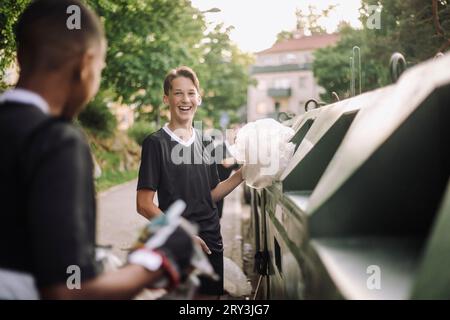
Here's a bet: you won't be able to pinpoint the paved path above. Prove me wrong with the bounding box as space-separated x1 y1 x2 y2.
97 179 247 268
97 180 252 298
97 180 148 262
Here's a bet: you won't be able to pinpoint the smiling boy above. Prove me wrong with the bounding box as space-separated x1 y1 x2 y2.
137 66 244 298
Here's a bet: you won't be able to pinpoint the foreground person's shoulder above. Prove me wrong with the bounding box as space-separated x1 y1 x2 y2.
32 119 90 154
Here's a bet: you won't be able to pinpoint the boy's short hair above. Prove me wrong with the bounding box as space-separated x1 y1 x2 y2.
163 66 201 96
15 0 104 72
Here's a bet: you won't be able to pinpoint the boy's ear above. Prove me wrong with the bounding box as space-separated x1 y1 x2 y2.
197 96 202 107
71 55 83 82
163 95 169 106
72 50 92 83
80 50 95 81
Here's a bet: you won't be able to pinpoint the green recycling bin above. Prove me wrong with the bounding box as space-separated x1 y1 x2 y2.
250 54 450 299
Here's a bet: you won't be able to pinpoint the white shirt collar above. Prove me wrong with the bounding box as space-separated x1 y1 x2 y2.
162 123 196 147
0 88 50 114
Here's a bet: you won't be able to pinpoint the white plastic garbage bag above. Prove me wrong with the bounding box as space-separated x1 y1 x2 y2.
223 256 252 297
233 118 295 189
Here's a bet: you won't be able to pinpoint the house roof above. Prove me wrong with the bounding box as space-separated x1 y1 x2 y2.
257 33 340 55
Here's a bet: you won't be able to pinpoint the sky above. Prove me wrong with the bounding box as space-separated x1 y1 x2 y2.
190 0 362 53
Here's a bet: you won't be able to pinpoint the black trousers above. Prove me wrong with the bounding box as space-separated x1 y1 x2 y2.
198 250 224 295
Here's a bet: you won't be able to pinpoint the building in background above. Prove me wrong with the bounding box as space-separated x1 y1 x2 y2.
247 32 339 122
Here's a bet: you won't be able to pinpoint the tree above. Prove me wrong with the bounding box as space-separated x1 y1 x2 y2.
0 0 30 90
276 30 294 43
195 24 254 127
1 0 257 131
295 6 328 35
313 0 450 102
86 0 205 125
86 0 253 127
276 4 336 42
313 25 384 102
360 0 450 64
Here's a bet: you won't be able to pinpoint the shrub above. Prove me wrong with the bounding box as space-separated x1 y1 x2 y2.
78 97 117 138
128 120 158 146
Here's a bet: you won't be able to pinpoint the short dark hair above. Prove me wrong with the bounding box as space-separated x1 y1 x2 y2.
163 66 201 96
15 0 104 72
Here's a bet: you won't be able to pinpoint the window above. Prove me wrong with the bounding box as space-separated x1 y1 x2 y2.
299 76 308 88
281 53 297 64
286 53 296 63
273 78 291 89
258 55 276 66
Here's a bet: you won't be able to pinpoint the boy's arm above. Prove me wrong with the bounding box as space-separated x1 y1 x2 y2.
40 264 164 300
41 222 196 299
137 189 163 220
211 168 244 203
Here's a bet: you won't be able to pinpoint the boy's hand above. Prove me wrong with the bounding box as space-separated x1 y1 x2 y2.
128 225 195 289
221 157 236 167
194 236 211 255
237 166 245 182
155 226 194 273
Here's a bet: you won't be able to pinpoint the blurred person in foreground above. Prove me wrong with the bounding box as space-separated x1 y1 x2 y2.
0 0 195 299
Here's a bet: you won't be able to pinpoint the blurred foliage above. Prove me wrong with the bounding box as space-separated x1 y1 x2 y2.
78 95 117 138
196 24 255 128
1 0 253 132
313 0 450 102
85 0 253 127
276 5 336 42
127 120 158 146
90 141 137 192
95 169 137 192
0 0 29 88
88 130 141 191
313 24 386 102
86 0 205 115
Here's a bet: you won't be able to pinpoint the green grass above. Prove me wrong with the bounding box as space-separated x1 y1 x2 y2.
95 169 138 192
88 137 140 193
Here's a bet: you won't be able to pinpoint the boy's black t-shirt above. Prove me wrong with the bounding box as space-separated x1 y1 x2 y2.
0 101 101 288
215 142 240 181
137 127 223 252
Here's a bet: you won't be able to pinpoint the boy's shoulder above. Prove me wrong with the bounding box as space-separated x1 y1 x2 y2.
0 101 83 148
142 127 166 145
27 118 90 162
0 101 48 129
